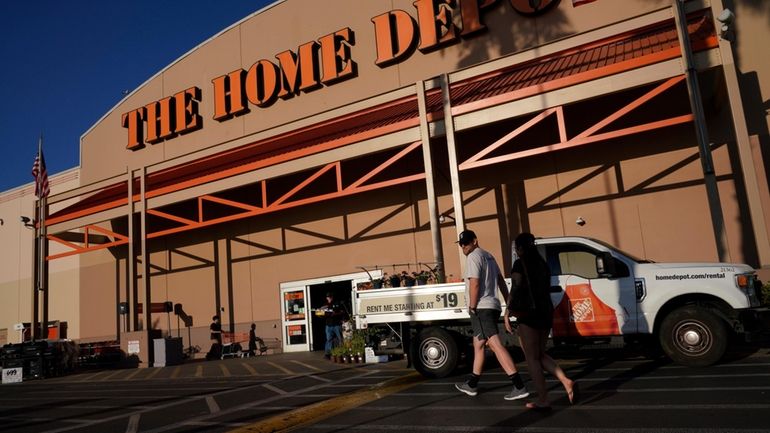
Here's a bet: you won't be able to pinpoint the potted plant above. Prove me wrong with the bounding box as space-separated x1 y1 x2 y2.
388 273 402 288
401 271 415 287
413 270 431 285
330 346 345 362
350 329 366 363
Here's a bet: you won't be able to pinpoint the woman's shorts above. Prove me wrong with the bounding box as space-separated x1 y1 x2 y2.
470 308 501 340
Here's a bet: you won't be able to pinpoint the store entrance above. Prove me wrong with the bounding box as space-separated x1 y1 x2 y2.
279 270 377 354
308 280 353 352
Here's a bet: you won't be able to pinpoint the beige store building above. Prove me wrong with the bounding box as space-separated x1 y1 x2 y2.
2 0 770 364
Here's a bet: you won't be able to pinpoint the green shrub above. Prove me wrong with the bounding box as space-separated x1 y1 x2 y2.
349 330 366 355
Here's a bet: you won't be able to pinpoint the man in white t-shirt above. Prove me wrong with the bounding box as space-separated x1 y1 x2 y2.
454 230 529 401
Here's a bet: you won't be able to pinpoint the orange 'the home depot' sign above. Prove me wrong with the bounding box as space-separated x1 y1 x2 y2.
122 0 559 150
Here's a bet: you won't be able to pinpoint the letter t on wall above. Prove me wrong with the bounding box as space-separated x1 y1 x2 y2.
122 107 146 151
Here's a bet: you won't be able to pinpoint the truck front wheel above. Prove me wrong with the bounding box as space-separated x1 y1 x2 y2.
411 327 458 378
659 305 728 367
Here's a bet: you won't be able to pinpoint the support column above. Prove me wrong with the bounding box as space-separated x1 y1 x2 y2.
416 79 446 282
139 166 155 366
215 238 234 334
673 0 730 262
708 0 770 267
121 172 154 368
225 238 235 334
128 168 138 331
440 73 467 271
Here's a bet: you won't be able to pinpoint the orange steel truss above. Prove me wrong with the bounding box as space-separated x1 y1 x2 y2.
147 141 425 240
47 224 129 259
47 75 692 260
47 141 425 260
459 75 691 170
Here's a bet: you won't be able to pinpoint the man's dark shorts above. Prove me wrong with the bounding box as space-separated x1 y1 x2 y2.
470 308 500 340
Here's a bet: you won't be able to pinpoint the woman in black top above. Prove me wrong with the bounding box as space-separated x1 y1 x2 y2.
505 232 577 410
511 241 554 331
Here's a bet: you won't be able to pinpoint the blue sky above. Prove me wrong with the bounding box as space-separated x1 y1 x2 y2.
0 0 274 192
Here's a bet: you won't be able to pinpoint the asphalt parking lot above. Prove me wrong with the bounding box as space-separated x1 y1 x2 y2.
0 350 414 433
1 344 769 433
298 344 770 433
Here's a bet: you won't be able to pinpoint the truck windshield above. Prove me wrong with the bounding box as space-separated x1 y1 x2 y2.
590 238 654 263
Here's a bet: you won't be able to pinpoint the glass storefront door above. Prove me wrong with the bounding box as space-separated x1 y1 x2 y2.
280 286 310 352
279 270 380 353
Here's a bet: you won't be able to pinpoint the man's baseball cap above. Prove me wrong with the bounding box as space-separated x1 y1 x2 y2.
456 230 477 246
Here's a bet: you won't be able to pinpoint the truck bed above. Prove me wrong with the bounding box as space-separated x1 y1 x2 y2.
354 282 469 327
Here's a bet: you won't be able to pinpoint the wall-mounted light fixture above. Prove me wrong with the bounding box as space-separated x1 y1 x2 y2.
439 214 456 224
575 216 586 226
20 216 35 228
716 8 735 42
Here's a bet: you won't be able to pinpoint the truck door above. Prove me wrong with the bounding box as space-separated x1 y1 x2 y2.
543 243 637 337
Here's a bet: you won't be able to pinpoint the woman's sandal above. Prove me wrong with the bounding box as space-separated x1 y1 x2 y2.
568 382 580 405
525 402 552 412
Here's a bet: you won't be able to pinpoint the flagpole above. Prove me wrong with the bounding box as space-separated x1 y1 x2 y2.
31 192 40 341
40 194 49 340
39 135 49 340
37 135 42 299
33 134 51 340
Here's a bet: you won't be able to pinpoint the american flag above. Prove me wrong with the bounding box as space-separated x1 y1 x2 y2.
573 0 597 6
32 148 50 198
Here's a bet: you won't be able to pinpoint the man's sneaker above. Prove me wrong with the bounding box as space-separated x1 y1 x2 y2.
504 385 530 401
455 381 478 396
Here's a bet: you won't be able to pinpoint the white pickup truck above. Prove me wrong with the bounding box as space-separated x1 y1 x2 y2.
353 236 769 378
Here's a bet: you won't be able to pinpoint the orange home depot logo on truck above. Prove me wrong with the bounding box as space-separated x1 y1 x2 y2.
552 282 620 337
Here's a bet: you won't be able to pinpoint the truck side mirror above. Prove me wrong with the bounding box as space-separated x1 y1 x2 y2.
596 252 617 278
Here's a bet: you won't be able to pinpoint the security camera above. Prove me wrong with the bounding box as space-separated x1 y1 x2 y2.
716 8 735 42
20 216 35 229
717 8 734 25
575 216 586 226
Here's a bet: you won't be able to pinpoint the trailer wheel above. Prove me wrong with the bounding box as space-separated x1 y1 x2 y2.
658 305 728 367
411 327 458 378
